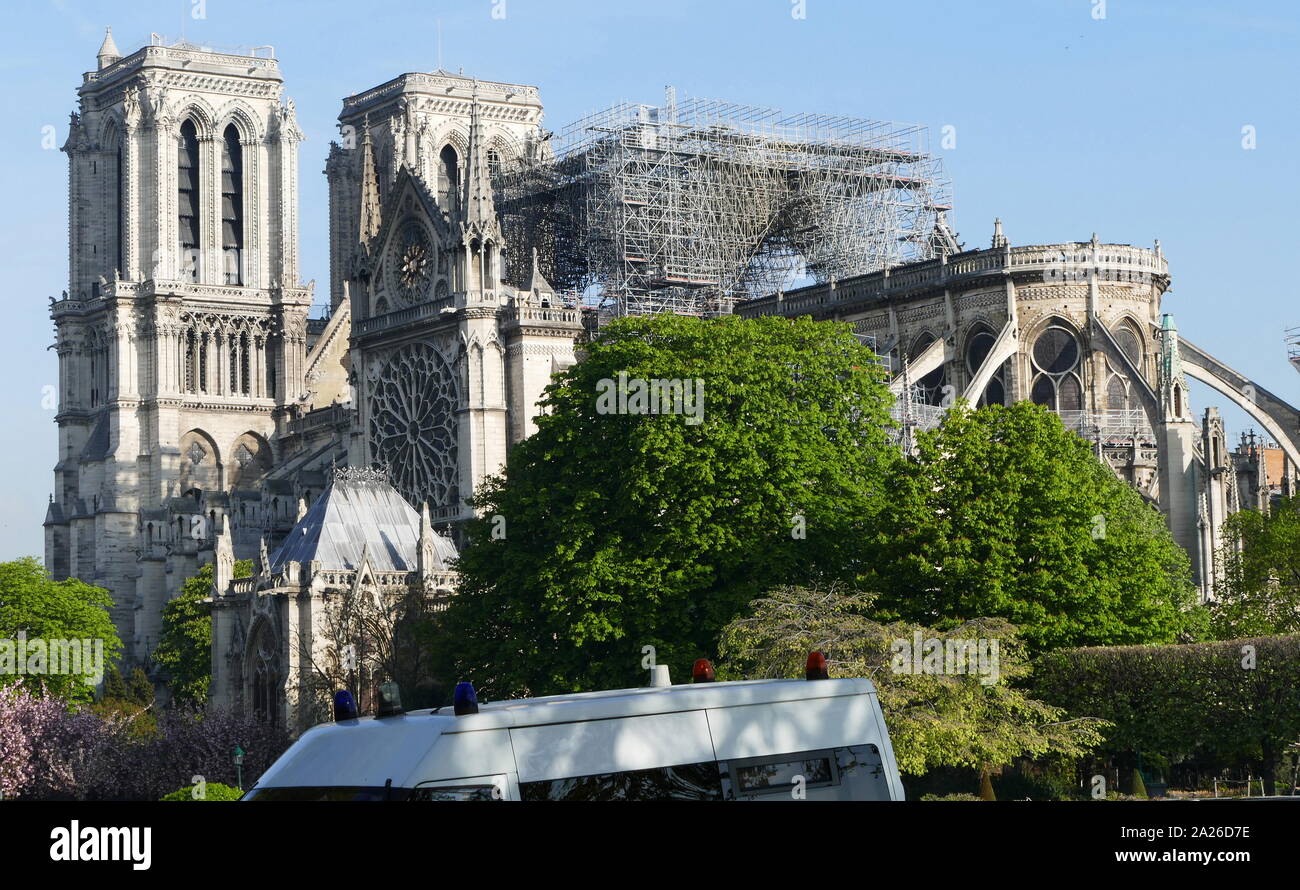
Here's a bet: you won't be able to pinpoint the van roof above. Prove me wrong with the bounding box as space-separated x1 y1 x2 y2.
252 678 884 792
435 677 879 730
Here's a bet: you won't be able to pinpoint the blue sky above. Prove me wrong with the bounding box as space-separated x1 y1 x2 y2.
1 0 1297 560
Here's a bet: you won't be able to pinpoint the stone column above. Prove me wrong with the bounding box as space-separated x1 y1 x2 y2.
153 115 175 281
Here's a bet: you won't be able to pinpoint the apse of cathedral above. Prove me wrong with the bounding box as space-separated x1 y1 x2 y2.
44 32 1299 729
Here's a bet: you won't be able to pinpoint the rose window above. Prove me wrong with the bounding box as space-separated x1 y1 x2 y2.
387 221 434 307
368 343 460 510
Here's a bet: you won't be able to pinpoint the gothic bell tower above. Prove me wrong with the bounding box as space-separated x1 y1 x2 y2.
337 72 559 522
46 30 310 660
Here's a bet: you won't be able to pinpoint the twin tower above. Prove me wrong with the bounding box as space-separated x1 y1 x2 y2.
46 31 580 665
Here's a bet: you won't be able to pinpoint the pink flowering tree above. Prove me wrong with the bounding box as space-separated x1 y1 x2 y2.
0 681 115 799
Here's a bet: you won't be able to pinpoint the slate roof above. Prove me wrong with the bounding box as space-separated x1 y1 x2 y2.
80 413 110 462
269 470 457 573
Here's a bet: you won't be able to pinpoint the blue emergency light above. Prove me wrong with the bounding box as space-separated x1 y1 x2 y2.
333 689 358 721
453 681 479 715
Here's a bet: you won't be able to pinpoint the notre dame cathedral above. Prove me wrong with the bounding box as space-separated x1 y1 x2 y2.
45 30 1299 730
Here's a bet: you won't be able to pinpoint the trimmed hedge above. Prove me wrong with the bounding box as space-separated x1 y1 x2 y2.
1033 635 1300 793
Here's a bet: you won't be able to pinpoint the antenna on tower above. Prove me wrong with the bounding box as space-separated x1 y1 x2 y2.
437 19 443 71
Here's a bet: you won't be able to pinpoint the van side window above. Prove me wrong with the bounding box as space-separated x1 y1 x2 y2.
733 755 834 794
520 761 723 801
409 785 499 801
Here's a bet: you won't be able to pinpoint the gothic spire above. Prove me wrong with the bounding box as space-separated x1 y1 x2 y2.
529 246 554 296
991 217 1007 249
417 501 435 577
259 535 272 579
358 114 382 248
214 519 235 594
97 27 121 70
1159 312 1190 420
461 96 500 238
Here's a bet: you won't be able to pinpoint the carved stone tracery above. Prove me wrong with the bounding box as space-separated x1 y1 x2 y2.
367 342 460 510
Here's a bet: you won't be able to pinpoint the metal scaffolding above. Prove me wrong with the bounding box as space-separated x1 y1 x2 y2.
497 89 953 317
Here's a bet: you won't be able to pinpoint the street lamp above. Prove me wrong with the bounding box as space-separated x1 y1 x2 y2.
233 745 245 791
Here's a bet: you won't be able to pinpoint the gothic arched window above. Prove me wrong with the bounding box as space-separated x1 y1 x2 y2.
87 331 104 408
221 125 244 285
1106 372 1129 411
1114 324 1142 368
199 331 209 393
438 145 459 213
178 120 201 281
1029 322 1083 412
250 624 279 725
184 328 197 393
965 324 1005 407
909 332 946 406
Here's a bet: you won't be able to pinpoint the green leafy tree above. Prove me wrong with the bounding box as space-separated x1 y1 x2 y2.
717 585 1107 785
0 557 121 704
126 666 154 705
433 314 897 697
154 560 252 704
1211 495 1300 637
91 664 157 740
103 663 128 701
863 402 1204 651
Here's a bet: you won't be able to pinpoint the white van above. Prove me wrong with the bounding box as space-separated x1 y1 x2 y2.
244 674 905 801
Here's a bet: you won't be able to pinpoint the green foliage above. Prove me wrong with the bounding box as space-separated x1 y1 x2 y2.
160 782 243 801
1211 495 1300 637
717 585 1107 776
920 793 983 801
92 665 157 740
154 560 252 704
0 557 122 704
1131 767 1148 799
863 402 1205 651
433 314 897 697
103 663 128 701
126 666 154 705
1033 635 1300 795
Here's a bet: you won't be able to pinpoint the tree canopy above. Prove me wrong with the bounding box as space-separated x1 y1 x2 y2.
862 402 1205 651
1211 494 1300 638
154 559 252 705
0 557 121 704
432 313 897 697
718 585 1107 777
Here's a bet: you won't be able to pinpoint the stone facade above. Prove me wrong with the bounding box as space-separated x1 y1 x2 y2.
47 33 1299 724
46 34 312 662
45 37 579 719
209 466 457 732
737 223 1300 598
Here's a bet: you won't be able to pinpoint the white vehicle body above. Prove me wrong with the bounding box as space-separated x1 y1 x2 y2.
244 678 905 801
